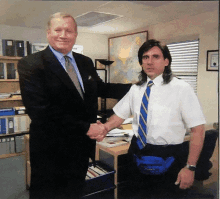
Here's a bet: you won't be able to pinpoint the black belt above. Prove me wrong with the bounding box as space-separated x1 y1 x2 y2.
128 135 184 159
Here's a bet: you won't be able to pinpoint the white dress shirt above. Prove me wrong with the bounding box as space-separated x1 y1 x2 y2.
113 75 206 145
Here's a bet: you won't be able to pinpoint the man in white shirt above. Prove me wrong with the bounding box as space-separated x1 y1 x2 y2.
102 39 206 197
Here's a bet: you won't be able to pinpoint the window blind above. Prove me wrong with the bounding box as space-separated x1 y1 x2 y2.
167 40 199 93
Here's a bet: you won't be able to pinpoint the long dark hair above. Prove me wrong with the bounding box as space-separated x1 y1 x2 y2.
136 39 173 85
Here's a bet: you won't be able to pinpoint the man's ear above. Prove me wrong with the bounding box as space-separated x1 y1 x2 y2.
165 58 169 66
46 30 50 40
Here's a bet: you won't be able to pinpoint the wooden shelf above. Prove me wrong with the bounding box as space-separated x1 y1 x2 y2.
0 79 19 82
0 95 22 101
0 56 22 61
0 96 23 108
0 114 27 119
0 131 29 139
0 151 25 159
0 56 21 93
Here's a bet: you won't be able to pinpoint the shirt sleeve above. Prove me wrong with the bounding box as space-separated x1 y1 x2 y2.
180 83 206 128
113 85 133 119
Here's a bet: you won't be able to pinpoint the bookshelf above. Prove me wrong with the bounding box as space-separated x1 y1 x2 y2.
0 131 29 159
0 56 20 80
0 56 29 159
0 96 23 108
0 56 21 94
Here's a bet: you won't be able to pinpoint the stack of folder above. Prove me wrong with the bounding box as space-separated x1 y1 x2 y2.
1 39 31 57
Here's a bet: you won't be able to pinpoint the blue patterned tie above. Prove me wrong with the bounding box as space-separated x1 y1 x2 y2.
137 80 154 149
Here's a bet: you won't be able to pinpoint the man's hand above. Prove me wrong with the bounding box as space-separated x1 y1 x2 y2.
86 121 108 142
175 167 194 189
175 124 204 189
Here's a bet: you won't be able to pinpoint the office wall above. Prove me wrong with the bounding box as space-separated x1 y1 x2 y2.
0 24 109 63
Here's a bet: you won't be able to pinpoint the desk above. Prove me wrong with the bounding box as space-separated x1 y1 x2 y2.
96 124 131 199
96 143 129 199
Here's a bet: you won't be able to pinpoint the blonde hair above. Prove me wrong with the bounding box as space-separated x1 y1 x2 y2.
47 12 77 32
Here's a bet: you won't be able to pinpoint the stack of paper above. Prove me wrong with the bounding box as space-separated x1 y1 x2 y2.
106 128 133 137
0 93 11 99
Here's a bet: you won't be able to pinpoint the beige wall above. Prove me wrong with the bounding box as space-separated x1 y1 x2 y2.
76 32 109 61
0 24 109 63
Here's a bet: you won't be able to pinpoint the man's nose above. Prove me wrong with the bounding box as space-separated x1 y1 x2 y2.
60 30 67 37
147 57 153 64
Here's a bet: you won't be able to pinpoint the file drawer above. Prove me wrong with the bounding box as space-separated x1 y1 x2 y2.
82 187 114 199
83 161 115 197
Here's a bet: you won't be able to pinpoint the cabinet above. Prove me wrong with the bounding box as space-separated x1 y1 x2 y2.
0 56 21 95
0 56 20 80
0 56 29 159
0 56 23 108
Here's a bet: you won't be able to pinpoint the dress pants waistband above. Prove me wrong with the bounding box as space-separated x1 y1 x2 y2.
129 135 184 159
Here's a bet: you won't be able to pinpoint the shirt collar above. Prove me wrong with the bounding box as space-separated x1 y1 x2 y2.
49 45 73 62
147 74 163 86
66 51 74 61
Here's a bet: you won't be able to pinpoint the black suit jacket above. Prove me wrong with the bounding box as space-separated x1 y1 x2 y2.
18 46 131 176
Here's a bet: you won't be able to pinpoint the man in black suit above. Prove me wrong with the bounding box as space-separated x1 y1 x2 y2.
18 12 131 199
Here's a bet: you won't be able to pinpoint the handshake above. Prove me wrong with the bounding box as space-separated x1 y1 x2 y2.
86 121 108 142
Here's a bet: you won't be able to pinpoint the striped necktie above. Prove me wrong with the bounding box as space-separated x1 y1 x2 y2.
64 56 84 99
137 80 154 149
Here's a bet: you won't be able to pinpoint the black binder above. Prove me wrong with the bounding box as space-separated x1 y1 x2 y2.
7 117 14 134
15 40 24 57
26 41 32 55
2 39 15 56
6 63 16 79
0 62 4 79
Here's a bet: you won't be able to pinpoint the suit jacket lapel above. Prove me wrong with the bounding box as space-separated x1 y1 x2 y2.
72 52 92 100
43 47 84 100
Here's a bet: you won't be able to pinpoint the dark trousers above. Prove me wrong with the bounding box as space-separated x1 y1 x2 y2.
29 174 86 199
29 151 89 199
122 136 189 199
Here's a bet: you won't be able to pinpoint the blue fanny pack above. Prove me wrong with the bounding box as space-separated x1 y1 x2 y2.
133 154 175 175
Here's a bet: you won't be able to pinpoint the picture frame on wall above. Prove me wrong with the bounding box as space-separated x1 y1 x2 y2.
95 59 107 69
206 50 219 71
72 45 83 54
32 43 48 54
108 31 148 83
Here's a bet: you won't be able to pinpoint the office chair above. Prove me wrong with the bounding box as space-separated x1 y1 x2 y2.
195 129 218 181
